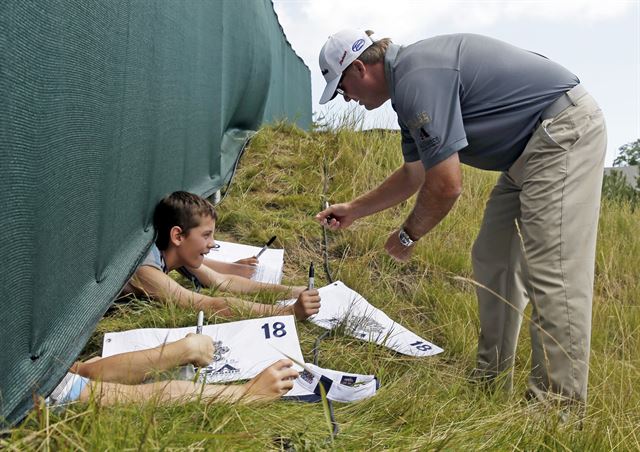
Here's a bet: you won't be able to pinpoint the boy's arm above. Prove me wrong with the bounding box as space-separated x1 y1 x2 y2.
130 266 315 319
202 258 258 279
80 359 299 405
188 263 305 297
72 335 213 384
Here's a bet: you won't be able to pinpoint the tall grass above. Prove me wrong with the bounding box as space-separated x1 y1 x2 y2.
4 121 639 450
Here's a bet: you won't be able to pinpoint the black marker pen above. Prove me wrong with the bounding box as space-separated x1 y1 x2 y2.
256 235 277 259
308 262 315 289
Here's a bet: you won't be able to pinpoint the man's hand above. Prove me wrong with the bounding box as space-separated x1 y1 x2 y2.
184 333 215 367
315 202 358 230
385 229 415 262
242 359 299 401
292 289 321 320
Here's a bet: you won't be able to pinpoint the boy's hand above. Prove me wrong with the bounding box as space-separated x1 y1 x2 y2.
292 289 321 320
290 285 307 298
231 258 258 279
242 359 299 401
235 257 259 266
185 333 215 367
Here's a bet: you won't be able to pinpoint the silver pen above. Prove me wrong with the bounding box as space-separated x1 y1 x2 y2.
196 310 204 334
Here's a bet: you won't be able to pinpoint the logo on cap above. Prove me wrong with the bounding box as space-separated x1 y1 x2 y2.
338 50 347 65
321 68 329 75
352 39 365 52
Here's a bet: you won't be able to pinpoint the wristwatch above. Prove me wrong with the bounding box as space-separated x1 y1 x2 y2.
398 227 417 247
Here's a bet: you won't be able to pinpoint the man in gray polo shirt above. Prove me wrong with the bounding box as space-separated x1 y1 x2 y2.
315 29 606 406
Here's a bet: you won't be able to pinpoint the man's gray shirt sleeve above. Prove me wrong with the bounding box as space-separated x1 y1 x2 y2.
399 117 420 163
395 68 468 170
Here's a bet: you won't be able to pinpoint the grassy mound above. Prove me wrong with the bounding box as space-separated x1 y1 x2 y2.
5 123 639 450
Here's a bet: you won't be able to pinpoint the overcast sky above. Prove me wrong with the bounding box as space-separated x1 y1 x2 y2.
272 0 639 166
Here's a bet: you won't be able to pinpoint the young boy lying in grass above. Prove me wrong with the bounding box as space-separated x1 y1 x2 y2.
122 191 320 320
49 334 297 405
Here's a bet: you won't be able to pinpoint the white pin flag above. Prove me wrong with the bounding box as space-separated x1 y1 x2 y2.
102 315 304 383
102 315 380 402
279 281 443 357
205 240 284 284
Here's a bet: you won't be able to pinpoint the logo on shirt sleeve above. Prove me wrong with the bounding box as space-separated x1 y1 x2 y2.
418 127 441 150
406 111 431 130
406 111 440 151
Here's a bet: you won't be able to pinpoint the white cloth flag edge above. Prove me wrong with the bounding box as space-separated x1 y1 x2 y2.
278 281 443 357
283 363 379 403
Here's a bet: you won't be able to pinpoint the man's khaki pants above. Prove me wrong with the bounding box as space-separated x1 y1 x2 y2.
471 89 606 403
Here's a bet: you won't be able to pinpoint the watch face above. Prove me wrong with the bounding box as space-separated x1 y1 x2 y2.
399 229 413 247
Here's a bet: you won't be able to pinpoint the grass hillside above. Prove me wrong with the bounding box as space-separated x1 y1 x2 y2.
4 123 639 450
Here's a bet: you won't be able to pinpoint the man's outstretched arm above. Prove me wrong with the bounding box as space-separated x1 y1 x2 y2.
315 160 425 229
385 152 462 261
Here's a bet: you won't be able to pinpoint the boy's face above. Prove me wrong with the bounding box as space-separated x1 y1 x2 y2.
176 215 216 268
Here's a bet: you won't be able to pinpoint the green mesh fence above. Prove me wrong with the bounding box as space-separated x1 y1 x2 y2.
0 0 311 426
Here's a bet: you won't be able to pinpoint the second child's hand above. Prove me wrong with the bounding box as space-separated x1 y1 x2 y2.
291 263 321 320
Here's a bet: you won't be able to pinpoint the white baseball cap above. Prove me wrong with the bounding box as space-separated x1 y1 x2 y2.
318 29 374 104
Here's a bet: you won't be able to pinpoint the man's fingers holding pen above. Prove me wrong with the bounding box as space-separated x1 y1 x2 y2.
314 202 356 230
315 210 340 229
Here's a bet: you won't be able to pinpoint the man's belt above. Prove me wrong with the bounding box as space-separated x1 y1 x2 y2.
540 84 587 120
